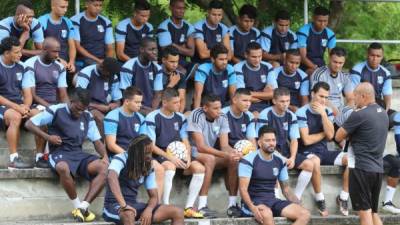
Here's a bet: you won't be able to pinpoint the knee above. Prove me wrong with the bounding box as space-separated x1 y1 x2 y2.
163 161 176 171
203 155 216 168
172 206 184 219
153 161 165 174
192 162 206 174
120 210 135 225
6 110 22 125
302 159 314 172
56 162 70 176
259 205 273 218
311 157 321 167
299 208 311 221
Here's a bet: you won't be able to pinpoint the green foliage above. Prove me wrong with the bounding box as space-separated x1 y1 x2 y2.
0 0 399 69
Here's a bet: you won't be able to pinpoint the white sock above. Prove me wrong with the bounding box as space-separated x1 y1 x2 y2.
340 190 349 201
36 153 44 162
315 192 325 201
9 153 18 162
71 197 81 209
162 170 176 205
228 196 237 207
185 173 204 208
79 201 90 210
198 196 208 209
384 186 396 204
294 170 312 199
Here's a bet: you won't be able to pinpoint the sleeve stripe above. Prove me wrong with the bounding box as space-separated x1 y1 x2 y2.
260 32 272 40
145 121 156 126
120 68 132 73
328 34 336 42
114 156 126 167
72 21 79 26
296 31 308 37
239 158 253 167
115 29 126 35
77 73 90 81
0 25 10 32
31 23 41 33
297 117 307 121
350 69 361 76
45 107 55 115
104 118 118 124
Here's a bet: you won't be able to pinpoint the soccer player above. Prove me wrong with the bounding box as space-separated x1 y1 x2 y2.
260 10 297 67
234 42 274 113
103 135 184 225
115 0 153 62
222 88 256 148
229 4 260 64
187 94 242 218
252 87 315 200
239 126 310 225
350 43 392 112
194 43 236 109
38 0 76 73
145 88 205 218
120 37 163 115
71 0 114 68
76 57 122 138
297 6 336 75
311 47 354 117
267 49 309 112
296 82 349 216
157 0 195 68
0 0 43 58
0 36 32 169
193 0 231 63
25 88 109 222
160 46 187 113
23 37 69 168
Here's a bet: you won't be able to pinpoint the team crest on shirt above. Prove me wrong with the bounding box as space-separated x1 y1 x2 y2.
174 122 179 131
284 42 290 50
142 33 147 38
294 81 300 89
260 75 267 83
138 176 144 184
337 83 343 90
213 125 220 134
250 39 255 43
104 82 109 91
241 123 247 132
179 34 185 43
134 123 140 132
52 71 59 80
16 72 22 81
222 79 228 88
283 122 288 131
80 122 85 131
216 34 222 42
97 25 104 33
149 72 154 80
273 167 279 176
321 39 327 47
106 94 112 103
378 76 384 84
377 108 383 113
61 29 67 38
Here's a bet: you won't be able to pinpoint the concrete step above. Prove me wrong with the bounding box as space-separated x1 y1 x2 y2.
1 167 400 221
2 215 400 225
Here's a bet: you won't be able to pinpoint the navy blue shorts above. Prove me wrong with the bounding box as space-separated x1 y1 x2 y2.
300 150 341 165
294 153 308 168
49 149 99 181
241 198 291 217
0 106 7 129
103 201 161 224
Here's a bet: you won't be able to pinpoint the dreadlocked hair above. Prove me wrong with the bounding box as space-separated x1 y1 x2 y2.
126 135 153 180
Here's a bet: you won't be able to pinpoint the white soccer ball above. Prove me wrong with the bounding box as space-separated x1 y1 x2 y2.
166 141 188 161
234 139 256 156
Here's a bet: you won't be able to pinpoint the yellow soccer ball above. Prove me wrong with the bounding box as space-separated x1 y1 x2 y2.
166 141 188 161
234 139 256 156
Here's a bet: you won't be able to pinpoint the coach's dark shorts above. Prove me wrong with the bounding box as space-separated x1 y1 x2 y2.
241 197 291 217
301 150 341 165
103 201 161 224
349 168 383 213
49 149 99 181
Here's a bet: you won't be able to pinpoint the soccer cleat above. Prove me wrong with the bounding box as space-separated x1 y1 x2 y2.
72 208 96 222
336 195 349 216
316 199 329 217
226 204 242 218
198 206 218 218
8 157 31 169
35 154 49 168
382 201 400 214
184 207 204 219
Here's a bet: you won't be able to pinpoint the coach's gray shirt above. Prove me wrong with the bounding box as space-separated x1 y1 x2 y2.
342 103 388 173
187 107 230 149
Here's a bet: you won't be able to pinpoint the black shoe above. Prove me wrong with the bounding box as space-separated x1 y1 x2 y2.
35 155 49 168
199 206 218 218
316 199 329 217
227 204 242 218
8 156 31 169
336 195 349 216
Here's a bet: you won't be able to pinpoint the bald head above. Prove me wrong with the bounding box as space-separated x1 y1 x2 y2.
43 37 60 50
354 82 376 108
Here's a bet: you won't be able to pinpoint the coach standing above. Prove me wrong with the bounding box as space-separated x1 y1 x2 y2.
335 82 388 225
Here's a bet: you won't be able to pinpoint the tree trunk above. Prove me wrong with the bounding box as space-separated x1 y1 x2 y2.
329 0 345 31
